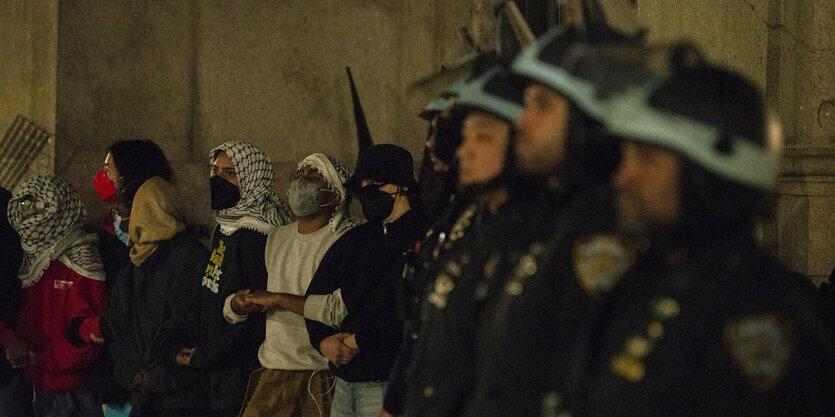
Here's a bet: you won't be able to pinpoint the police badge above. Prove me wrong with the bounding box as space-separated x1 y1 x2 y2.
722 312 795 392
573 234 634 299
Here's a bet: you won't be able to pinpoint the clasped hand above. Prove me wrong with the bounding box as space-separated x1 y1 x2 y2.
319 332 358 366
230 289 269 314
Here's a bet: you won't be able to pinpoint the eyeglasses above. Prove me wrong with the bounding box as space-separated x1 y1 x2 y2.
292 168 326 184
17 196 46 217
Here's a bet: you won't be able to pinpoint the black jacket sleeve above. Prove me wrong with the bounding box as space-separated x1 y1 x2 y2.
150 237 209 394
305 235 349 353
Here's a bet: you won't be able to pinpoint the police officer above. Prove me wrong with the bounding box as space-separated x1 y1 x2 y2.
402 62 527 417
565 56 835 415
461 26 638 417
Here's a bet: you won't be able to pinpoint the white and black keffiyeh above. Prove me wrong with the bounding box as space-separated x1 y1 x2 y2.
7 176 104 287
210 141 294 235
298 153 362 234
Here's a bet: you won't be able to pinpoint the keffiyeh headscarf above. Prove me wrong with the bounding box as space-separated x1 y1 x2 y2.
298 153 361 234
210 141 294 235
7 176 104 287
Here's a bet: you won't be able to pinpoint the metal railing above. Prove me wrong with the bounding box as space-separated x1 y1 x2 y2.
0 115 52 190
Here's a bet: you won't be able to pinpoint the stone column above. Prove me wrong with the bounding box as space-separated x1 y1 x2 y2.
765 0 835 285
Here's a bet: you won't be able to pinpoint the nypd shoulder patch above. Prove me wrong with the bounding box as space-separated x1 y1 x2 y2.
722 312 795 392
572 233 634 299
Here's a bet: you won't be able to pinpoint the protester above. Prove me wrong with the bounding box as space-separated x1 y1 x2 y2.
230 153 358 417
95 177 210 416
72 139 174 417
1 176 107 417
161 141 293 416
305 144 429 417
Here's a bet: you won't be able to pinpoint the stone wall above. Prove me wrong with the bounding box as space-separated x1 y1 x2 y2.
56 1 201 225
0 0 57 189
53 0 472 230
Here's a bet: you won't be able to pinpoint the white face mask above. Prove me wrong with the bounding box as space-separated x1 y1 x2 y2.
287 178 329 217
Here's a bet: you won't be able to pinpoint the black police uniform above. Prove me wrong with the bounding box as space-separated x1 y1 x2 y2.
384 195 480 414
405 178 571 416
565 232 835 416
463 186 631 417
404 201 509 416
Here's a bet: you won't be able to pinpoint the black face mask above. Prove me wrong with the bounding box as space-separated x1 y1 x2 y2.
210 175 240 210
359 186 396 222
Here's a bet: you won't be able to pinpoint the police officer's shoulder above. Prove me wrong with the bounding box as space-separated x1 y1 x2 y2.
719 245 834 394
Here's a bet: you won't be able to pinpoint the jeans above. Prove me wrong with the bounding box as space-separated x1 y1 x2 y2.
330 378 388 417
33 387 103 417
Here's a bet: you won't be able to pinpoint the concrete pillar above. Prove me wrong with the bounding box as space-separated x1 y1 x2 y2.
0 0 57 186
765 0 835 284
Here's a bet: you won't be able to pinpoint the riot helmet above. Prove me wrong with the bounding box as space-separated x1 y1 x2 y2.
603 53 780 239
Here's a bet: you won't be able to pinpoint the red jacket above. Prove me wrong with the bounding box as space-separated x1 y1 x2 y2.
0 260 106 391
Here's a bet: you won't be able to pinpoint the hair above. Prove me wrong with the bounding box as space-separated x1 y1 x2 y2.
107 139 173 206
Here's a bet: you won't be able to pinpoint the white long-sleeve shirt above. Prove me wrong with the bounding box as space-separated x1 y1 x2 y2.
223 222 345 370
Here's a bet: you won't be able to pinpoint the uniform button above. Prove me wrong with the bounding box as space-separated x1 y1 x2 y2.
652 297 680 319
423 386 435 398
506 281 523 295
518 255 537 276
626 336 650 358
648 321 664 339
411 332 419 340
